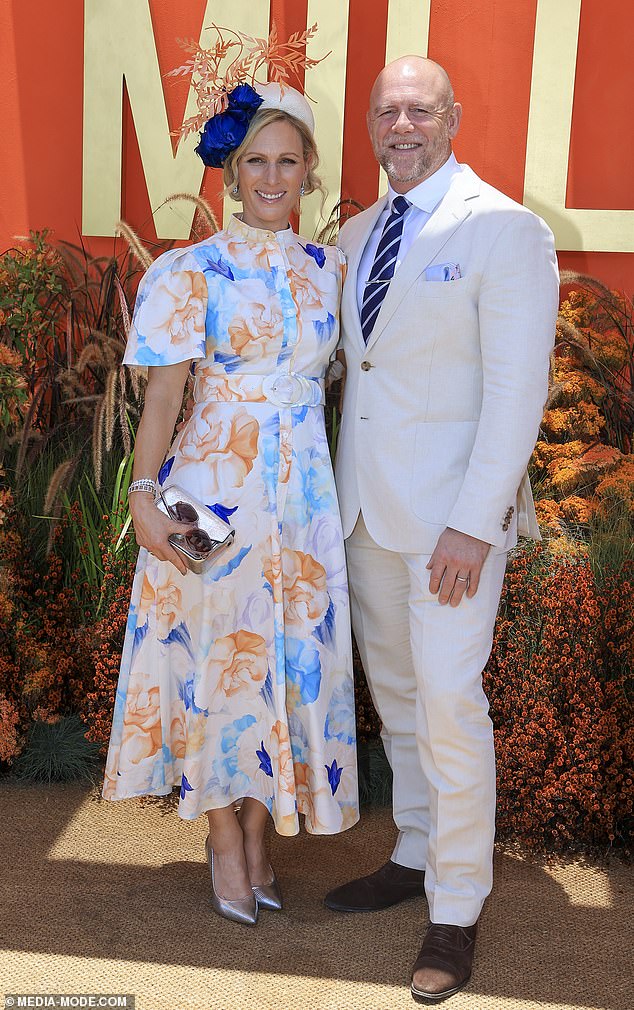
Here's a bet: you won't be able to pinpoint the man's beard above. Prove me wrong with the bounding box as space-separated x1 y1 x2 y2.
376 133 450 183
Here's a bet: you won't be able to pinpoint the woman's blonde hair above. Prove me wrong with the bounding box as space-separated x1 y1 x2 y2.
223 108 325 206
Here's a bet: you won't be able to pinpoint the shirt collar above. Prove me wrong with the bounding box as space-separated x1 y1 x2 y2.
388 152 461 214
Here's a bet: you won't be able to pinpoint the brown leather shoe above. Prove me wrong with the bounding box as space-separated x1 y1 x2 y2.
324 859 425 912
410 922 477 1003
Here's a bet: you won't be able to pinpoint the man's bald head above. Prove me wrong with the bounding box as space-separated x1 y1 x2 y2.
367 56 461 191
370 57 455 114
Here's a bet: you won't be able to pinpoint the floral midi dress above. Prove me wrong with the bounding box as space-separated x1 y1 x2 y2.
102 215 359 835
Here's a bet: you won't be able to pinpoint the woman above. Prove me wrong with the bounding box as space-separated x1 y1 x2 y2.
102 81 359 926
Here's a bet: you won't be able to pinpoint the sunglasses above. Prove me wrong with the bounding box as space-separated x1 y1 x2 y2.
168 500 214 554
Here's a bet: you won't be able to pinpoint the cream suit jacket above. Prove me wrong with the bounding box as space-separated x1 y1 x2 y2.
335 165 560 554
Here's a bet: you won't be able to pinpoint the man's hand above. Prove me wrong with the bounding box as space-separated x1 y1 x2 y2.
427 528 491 607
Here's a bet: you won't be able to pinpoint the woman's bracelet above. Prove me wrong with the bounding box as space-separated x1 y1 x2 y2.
128 478 157 498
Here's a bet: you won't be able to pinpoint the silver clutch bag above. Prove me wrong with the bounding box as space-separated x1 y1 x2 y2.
155 485 235 574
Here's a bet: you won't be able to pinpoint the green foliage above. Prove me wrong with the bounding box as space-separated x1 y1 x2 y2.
357 740 392 808
62 453 134 607
12 714 101 784
587 501 634 585
0 230 64 361
326 403 340 462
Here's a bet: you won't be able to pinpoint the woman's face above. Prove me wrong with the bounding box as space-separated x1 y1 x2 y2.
237 119 308 233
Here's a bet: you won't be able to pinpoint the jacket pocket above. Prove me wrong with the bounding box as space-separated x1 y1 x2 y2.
410 419 479 523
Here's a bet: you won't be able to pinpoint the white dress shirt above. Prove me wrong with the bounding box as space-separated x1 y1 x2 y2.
357 153 463 312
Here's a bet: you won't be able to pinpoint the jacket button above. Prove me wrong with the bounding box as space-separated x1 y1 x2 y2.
360 361 372 371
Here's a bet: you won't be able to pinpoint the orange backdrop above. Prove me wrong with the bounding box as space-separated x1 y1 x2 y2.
1 0 633 291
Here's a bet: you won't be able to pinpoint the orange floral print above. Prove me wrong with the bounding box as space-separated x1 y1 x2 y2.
270 719 295 796
203 629 268 713
228 284 283 360
135 269 206 358
170 710 186 760
194 370 266 402
154 580 183 640
263 541 283 604
136 573 155 628
282 549 329 630
120 681 162 765
179 404 259 494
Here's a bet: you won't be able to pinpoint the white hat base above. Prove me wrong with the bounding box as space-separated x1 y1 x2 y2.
254 82 315 133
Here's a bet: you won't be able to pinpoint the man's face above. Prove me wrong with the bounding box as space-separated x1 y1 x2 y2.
367 65 461 192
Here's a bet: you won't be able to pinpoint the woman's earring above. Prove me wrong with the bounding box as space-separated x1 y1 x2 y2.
232 185 239 196
300 181 306 197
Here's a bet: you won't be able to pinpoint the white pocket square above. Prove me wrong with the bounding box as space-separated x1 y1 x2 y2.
424 262 462 282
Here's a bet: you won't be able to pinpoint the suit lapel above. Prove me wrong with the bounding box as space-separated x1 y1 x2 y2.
341 196 388 350
364 169 480 351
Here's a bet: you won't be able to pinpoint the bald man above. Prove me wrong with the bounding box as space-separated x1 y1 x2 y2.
325 58 559 1003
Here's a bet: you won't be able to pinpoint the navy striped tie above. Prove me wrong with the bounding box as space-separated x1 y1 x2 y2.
361 195 411 342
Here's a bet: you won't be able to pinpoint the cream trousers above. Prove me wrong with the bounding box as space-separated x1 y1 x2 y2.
346 515 507 926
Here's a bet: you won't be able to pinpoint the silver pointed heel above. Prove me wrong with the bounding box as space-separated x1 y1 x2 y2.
205 838 258 926
252 873 283 911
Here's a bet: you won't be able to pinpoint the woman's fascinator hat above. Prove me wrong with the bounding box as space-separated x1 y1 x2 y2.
169 24 324 169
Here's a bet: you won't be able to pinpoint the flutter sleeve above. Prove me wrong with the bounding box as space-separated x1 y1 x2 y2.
123 249 208 367
335 244 347 286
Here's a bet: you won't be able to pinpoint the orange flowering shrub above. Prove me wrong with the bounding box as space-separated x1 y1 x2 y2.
485 545 633 851
532 281 634 534
0 692 21 762
0 498 92 763
0 343 29 434
0 490 136 763
594 455 634 520
81 547 135 749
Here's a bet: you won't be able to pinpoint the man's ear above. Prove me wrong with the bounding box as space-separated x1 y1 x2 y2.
447 103 462 139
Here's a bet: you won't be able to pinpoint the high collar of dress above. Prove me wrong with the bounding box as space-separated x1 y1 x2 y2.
227 214 295 246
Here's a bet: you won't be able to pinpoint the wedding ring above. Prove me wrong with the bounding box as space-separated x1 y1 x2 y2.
455 576 469 582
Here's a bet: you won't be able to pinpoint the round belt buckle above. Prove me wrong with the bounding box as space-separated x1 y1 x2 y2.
262 372 310 407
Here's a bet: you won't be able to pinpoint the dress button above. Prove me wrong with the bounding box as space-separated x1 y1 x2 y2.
360 361 372 371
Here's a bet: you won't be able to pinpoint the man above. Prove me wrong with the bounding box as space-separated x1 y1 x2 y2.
325 57 559 1003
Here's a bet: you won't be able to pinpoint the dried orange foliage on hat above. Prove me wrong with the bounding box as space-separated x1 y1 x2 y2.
168 22 327 140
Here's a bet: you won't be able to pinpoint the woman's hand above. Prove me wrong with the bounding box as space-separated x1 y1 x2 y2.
129 493 196 576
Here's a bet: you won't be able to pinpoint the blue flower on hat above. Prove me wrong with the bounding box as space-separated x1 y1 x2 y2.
195 84 264 168
228 83 264 114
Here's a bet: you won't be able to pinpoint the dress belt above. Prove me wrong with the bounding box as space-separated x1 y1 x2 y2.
193 369 325 407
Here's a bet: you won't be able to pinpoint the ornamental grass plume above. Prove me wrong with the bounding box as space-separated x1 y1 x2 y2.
114 221 153 271
0 231 146 493
160 193 220 240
